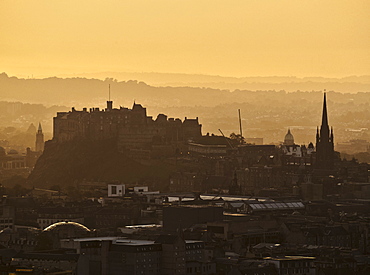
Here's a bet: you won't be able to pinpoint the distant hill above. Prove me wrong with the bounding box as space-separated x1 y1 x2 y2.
59 71 370 89
1 73 370 109
1 72 369 144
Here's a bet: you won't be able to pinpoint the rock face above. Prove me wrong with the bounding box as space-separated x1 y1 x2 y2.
27 139 176 188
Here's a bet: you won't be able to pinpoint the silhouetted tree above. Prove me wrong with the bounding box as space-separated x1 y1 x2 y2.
230 132 244 145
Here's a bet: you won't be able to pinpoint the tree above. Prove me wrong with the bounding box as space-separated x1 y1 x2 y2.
230 132 244 145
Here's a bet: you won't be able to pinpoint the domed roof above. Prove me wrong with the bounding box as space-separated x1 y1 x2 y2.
43 221 91 232
284 129 294 145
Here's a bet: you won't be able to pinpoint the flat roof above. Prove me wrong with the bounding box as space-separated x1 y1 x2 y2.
264 256 316 261
122 224 162 229
113 239 156 246
62 237 119 242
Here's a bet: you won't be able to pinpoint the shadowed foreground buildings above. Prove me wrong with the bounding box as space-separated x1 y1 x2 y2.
4 94 368 274
2 190 370 274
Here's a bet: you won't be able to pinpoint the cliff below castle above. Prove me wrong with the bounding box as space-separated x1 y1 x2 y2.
27 139 177 189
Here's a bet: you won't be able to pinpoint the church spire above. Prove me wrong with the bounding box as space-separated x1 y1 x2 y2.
321 92 328 127
319 93 330 141
38 122 42 133
316 93 334 171
36 122 44 152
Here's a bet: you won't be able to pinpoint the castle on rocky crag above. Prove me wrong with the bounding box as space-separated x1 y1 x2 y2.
53 100 202 158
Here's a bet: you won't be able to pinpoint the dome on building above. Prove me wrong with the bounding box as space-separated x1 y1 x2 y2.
43 221 91 233
284 129 294 146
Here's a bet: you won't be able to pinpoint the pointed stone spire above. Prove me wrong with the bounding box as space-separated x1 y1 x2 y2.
320 93 330 141
321 93 328 127
316 93 335 171
36 122 44 152
38 122 42 133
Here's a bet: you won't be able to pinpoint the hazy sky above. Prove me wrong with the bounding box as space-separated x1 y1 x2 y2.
1 0 369 78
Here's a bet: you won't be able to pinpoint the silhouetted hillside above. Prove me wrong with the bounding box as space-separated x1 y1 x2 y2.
27 139 177 189
0 73 230 107
60 71 370 91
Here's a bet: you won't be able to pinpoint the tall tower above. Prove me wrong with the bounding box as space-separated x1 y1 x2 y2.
35 123 44 152
315 93 334 170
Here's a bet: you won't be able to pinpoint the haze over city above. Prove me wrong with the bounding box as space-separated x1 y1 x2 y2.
1 1 370 274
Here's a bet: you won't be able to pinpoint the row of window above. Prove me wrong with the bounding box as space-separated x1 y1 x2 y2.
0 219 13 224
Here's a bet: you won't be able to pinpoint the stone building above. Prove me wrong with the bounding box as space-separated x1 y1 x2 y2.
53 101 201 157
316 93 335 171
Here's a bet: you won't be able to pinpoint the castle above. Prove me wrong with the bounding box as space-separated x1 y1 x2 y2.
53 101 202 156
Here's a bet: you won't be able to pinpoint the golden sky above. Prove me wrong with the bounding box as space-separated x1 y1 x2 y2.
1 0 369 78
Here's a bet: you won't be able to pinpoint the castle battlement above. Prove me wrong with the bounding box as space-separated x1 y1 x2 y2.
53 101 202 154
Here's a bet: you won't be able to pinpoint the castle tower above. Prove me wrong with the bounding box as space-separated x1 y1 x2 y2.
35 123 44 152
315 93 334 170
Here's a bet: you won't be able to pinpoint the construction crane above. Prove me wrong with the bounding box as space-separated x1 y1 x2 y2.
218 129 234 148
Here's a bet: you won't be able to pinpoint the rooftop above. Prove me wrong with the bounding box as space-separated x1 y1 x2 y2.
264 256 316 261
43 221 91 232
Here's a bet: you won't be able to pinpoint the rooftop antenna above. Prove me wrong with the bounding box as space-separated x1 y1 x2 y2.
109 84 111 101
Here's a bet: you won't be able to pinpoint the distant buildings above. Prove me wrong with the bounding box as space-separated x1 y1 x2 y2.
336 139 370 154
0 148 26 170
0 122 45 173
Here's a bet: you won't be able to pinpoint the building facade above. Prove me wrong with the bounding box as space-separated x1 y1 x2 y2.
53 101 202 156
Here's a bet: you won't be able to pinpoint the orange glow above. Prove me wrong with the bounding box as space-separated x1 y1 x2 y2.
1 0 369 78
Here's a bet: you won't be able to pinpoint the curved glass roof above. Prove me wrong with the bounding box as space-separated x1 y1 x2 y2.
43 221 91 232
